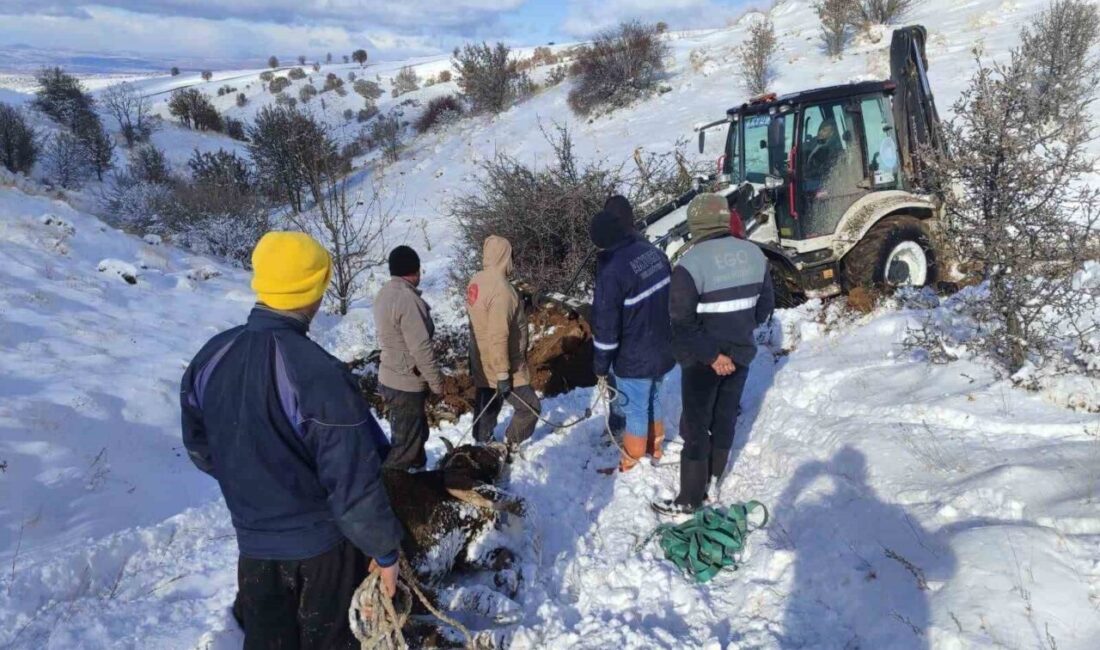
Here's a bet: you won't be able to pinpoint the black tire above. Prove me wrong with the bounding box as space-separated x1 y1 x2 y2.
769 261 803 309
842 216 937 290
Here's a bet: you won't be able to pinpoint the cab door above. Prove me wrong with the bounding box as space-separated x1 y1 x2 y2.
795 99 870 239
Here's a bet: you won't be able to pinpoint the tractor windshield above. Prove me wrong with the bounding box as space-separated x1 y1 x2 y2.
729 111 793 185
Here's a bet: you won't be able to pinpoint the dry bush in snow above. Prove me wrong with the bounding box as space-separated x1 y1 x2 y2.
44 131 88 189
739 17 778 95
452 42 529 114
0 103 38 175
368 113 402 162
850 0 916 26
391 66 420 98
452 124 624 295
567 21 668 117
415 95 465 133
918 0 1100 374
815 0 855 56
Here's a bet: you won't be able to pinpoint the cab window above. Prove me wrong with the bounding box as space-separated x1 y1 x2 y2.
860 96 899 188
743 114 771 183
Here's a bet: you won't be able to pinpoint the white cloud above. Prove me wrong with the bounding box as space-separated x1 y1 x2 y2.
561 0 754 38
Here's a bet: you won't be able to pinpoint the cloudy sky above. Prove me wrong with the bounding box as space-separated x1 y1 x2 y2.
0 0 754 69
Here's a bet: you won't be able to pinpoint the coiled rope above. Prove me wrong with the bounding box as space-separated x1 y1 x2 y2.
349 558 475 650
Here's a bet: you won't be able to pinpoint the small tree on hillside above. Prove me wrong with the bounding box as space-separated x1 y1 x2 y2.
201 70 213 81
566 21 669 116
0 103 39 175
298 55 306 66
44 132 88 189
391 66 420 97
168 88 222 131
354 78 383 100
739 17 778 95
326 53 333 63
922 0 1099 373
452 42 527 114
170 66 180 76
33 67 95 129
74 111 114 181
850 0 916 26
816 0 855 56
352 49 369 66
102 82 153 146
268 55 279 69
247 105 339 212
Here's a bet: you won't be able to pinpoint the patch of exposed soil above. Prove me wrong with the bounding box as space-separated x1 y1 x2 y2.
354 304 596 426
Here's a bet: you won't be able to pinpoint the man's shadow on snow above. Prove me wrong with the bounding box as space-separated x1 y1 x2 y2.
772 447 957 649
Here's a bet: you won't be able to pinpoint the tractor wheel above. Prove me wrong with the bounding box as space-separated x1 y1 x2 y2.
842 216 937 290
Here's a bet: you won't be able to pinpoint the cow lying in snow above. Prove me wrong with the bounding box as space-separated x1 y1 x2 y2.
374 441 526 647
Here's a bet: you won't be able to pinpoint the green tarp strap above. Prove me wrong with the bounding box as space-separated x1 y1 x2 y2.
647 501 769 583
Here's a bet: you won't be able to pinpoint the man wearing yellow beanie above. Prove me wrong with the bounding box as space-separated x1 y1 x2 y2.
181 231 402 648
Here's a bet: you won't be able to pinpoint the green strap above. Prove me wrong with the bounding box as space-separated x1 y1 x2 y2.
648 501 769 583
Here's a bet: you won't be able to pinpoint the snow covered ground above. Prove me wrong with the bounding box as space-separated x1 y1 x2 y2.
2 0 1100 647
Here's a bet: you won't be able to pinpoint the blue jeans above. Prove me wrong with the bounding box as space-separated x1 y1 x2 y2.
614 375 666 439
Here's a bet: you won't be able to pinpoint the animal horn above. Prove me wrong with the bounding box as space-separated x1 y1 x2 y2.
441 437 455 454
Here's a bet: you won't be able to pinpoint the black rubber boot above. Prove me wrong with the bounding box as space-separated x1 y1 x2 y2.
677 458 710 509
710 448 731 484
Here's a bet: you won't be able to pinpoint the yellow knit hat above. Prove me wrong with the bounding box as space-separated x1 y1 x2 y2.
251 231 332 310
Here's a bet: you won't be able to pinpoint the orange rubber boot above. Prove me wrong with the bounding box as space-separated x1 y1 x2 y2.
619 434 647 472
646 421 666 461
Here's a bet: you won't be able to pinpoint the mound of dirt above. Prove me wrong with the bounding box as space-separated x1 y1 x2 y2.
356 304 596 426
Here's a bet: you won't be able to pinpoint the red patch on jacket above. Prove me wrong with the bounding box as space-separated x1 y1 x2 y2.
466 283 479 306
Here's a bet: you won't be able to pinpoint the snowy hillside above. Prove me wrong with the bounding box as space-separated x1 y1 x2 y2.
2 0 1100 648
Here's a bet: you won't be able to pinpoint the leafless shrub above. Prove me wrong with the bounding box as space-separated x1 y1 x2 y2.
357 104 379 123
267 55 279 69
1020 0 1100 119
567 21 669 117
415 94 465 132
391 66 420 98
850 0 916 26
368 113 402 162
739 17 777 95
102 83 153 146
201 70 212 81
0 103 38 174
816 0 855 56
268 76 291 94
354 78 383 100
247 105 340 213
438 70 452 83
44 131 88 189
546 65 568 87
452 124 623 294
923 2 1100 374
452 42 532 115
260 70 274 82
323 73 344 93
288 67 307 80
299 84 317 103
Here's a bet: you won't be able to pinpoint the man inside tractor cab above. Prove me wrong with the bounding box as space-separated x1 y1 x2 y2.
804 119 842 183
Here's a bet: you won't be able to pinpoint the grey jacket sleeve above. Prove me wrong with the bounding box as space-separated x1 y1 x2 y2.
401 294 444 394
755 268 775 325
669 265 721 366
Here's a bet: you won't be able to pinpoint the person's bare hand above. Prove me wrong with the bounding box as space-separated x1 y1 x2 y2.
369 559 399 599
710 354 735 376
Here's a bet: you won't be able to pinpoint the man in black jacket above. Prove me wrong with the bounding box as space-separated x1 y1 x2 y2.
653 194 774 515
589 208 675 472
181 231 403 649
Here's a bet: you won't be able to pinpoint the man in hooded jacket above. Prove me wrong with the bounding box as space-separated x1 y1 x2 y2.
653 194 774 515
466 235 542 447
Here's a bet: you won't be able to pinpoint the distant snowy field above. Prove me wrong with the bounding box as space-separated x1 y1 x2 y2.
2 0 1100 647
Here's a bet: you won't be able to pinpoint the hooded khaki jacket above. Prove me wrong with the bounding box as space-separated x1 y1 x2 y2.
373 277 444 394
466 236 530 388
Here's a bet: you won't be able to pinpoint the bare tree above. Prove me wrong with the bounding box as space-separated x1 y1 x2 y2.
44 131 88 189
286 173 396 315
102 83 153 147
391 66 420 97
1020 0 1100 119
452 42 528 114
352 49 368 66
369 113 402 162
922 2 1099 373
739 17 778 95
268 55 279 69
816 0 855 56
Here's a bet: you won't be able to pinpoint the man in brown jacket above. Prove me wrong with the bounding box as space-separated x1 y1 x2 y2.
466 235 541 448
374 245 443 470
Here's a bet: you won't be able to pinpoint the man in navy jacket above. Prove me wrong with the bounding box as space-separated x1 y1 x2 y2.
589 207 675 472
181 232 402 649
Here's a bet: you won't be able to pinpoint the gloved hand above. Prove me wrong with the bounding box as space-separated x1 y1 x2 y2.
496 378 512 398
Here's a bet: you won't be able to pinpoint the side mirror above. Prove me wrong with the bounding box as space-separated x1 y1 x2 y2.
764 174 785 190
698 129 706 154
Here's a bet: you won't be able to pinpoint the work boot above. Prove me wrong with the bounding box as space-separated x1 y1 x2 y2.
646 421 666 461
669 458 709 509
